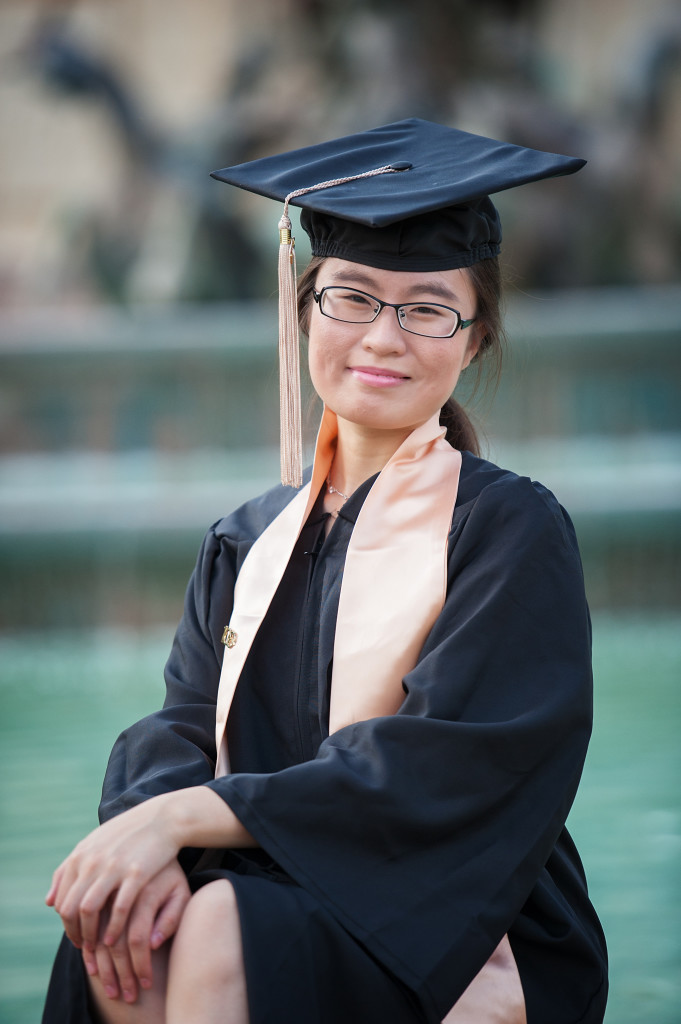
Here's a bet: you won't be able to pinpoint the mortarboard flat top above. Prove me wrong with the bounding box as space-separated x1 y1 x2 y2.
211 117 584 227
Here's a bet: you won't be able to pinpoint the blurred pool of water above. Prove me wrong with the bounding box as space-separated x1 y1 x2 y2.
0 615 679 1023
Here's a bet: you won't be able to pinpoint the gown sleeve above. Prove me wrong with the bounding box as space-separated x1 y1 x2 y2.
97 480 299 825
204 466 606 1021
97 526 230 824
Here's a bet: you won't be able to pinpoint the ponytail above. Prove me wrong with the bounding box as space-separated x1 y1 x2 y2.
439 397 480 455
438 255 506 456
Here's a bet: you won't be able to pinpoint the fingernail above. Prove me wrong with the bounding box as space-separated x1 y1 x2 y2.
140 977 151 989
151 929 163 947
123 990 134 1003
105 985 117 999
84 961 97 976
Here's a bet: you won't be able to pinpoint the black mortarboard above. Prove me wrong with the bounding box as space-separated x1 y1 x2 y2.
211 118 585 271
211 118 585 486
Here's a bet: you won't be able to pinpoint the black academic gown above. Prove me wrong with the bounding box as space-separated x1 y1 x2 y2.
43 452 608 1024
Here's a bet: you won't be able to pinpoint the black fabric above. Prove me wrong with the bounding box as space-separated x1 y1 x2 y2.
211 118 585 270
300 201 501 272
44 452 608 1023
43 934 96 1024
228 873 426 1024
226 476 376 771
194 864 427 1024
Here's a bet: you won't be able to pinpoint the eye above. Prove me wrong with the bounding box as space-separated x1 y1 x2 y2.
338 289 375 308
408 304 448 320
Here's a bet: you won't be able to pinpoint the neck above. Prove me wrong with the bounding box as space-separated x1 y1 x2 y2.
328 416 415 497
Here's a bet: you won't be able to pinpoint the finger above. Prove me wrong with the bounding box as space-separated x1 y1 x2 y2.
79 860 138 950
108 936 139 1004
126 896 157 989
127 873 187 985
151 881 191 948
79 883 109 953
45 862 66 906
55 878 87 950
95 943 120 1000
53 855 100 949
90 906 117 998
103 867 147 947
81 945 98 980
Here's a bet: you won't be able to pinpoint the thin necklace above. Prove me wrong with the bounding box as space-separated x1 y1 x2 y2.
327 475 350 502
326 473 350 518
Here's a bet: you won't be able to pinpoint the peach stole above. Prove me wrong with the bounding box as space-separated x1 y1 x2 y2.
213 407 460 771
213 406 525 1024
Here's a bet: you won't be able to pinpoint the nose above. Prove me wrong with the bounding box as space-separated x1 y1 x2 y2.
361 306 408 355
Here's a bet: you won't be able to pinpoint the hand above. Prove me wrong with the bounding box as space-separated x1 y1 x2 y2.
46 795 182 952
80 861 190 1003
46 787 252 964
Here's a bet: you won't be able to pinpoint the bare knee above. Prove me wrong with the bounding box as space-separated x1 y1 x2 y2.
167 880 248 1024
172 880 243 977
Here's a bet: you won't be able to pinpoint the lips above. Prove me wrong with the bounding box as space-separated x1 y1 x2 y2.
349 365 409 388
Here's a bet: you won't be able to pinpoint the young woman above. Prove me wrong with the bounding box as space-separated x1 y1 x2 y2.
44 119 608 1024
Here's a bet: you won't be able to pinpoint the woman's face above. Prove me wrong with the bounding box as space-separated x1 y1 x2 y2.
307 259 482 436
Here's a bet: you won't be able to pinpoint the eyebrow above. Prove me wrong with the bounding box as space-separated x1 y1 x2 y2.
324 268 462 304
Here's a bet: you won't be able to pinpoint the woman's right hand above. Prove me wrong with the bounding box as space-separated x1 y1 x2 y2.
81 860 191 1004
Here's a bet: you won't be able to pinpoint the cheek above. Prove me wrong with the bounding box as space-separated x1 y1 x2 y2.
307 313 352 366
306 323 342 398
306 326 326 382
423 348 469 402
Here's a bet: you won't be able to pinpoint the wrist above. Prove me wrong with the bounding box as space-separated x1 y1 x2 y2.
161 787 256 850
160 789 205 849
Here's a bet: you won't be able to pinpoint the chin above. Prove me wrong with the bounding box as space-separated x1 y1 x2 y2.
336 406 428 436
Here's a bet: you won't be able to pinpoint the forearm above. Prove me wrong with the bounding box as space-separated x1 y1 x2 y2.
163 785 258 850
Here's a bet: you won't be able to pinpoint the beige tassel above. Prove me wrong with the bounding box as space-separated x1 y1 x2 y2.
276 163 409 488
278 212 302 488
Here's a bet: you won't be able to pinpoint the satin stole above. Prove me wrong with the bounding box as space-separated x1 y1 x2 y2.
214 406 461 768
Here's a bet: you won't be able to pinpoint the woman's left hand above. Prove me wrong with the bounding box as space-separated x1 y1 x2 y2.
46 793 182 952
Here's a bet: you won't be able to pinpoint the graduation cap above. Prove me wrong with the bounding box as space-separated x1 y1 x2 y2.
211 118 585 486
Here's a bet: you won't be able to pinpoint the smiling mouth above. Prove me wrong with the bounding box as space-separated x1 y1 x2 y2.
349 366 410 387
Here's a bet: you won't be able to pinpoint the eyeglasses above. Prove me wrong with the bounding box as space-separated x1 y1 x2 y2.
312 286 476 339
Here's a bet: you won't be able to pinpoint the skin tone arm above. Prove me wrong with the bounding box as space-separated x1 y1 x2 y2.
46 787 255 994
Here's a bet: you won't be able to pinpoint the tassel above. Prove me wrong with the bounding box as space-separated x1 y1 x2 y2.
275 164 410 488
278 212 302 488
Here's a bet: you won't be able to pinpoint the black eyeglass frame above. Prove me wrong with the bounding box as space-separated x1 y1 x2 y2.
312 286 476 339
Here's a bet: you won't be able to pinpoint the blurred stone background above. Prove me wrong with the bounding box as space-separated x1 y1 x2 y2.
1 0 681 308
0 0 680 628
0 1 679 1022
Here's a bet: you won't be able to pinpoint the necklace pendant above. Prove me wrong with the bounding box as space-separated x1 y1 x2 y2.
327 474 350 503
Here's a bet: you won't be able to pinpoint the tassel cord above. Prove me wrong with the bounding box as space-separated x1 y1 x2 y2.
278 213 302 487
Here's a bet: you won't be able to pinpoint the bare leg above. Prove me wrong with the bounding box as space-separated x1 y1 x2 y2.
166 879 249 1024
87 945 170 1024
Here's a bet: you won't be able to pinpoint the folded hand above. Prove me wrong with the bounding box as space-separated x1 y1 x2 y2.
80 860 190 1003
46 794 182 953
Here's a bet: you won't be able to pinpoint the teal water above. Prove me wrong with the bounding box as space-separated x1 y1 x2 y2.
0 616 679 1023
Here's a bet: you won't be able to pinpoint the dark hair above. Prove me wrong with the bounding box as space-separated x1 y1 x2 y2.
297 255 505 457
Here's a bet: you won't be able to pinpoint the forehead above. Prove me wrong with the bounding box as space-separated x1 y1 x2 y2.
316 258 476 304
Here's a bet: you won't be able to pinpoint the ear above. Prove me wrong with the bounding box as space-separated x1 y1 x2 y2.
462 321 485 369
